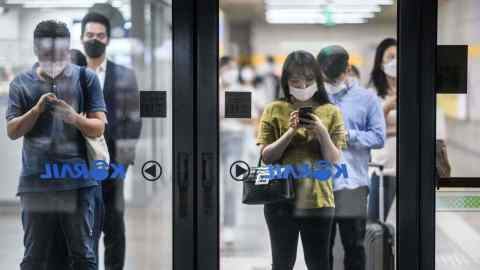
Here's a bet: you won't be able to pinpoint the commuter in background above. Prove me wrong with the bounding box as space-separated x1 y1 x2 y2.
257 50 346 270
368 38 397 221
233 65 268 171
81 12 142 270
218 56 243 247
70 48 88 67
258 55 281 101
219 55 238 91
6 20 106 270
348 64 361 84
317 45 385 270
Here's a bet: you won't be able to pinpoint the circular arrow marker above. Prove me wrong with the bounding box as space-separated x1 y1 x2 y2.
142 160 162 182
229 160 251 181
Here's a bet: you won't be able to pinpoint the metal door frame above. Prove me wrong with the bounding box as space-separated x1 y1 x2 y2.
192 0 439 269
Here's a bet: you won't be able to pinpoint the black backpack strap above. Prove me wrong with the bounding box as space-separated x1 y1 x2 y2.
79 67 88 113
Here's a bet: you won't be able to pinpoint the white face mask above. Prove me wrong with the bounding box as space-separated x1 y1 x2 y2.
221 69 239 85
240 67 255 83
383 59 397 78
39 60 68 79
289 83 317 102
324 80 347 95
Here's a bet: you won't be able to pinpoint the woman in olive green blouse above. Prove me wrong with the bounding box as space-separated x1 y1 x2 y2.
256 51 346 270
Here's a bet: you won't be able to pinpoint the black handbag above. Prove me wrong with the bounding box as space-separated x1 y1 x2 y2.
241 156 296 205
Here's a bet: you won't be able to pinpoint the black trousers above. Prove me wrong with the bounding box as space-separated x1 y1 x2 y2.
368 174 396 221
329 186 368 270
47 171 126 270
45 186 104 270
20 187 100 270
264 202 334 270
101 178 126 270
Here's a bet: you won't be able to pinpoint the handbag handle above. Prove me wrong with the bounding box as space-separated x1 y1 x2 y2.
256 155 262 167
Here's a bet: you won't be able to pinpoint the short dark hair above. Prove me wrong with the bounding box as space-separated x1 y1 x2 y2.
70 49 87 67
33 20 70 51
219 56 233 69
280 50 330 105
81 12 111 38
267 55 275 64
350 65 361 79
317 45 349 82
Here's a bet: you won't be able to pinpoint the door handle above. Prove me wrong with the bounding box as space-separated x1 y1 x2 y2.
177 152 190 218
201 152 214 215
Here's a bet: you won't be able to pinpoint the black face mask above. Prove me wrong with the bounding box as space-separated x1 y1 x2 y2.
84 39 106 58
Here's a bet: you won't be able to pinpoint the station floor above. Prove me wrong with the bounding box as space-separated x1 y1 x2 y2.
1 199 480 270
0 111 479 269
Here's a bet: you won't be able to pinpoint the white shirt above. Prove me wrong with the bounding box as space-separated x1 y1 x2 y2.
436 107 447 140
94 58 108 90
370 94 397 176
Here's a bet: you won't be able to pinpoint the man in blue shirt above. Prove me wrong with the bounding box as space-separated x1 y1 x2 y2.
317 46 386 270
6 20 107 270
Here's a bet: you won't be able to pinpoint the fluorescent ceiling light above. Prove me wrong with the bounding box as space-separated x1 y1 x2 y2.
265 0 393 5
266 17 366 24
112 0 124 8
266 10 377 18
267 12 374 20
266 5 381 13
6 0 106 2
24 4 100 8
7 0 108 7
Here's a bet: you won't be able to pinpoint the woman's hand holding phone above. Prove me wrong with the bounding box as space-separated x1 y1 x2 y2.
302 113 328 138
289 110 300 130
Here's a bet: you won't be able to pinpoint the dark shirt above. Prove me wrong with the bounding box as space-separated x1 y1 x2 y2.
102 60 142 167
6 63 107 194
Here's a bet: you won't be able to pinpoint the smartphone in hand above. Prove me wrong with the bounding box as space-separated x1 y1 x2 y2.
299 106 313 125
45 93 58 111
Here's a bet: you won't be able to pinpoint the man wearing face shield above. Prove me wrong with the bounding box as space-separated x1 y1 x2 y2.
80 12 142 270
6 20 107 270
317 46 386 270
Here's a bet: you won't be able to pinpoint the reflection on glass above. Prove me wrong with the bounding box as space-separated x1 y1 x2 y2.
436 1 480 270
0 1 172 270
219 1 397 269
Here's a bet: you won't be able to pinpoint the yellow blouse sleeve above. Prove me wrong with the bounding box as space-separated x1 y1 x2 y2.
256 104 276 146
329 107 347 150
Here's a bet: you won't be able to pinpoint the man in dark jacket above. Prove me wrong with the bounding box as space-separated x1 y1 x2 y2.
81 12 142 270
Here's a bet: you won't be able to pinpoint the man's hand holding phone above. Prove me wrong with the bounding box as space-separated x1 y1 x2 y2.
33 92 57 114
50 99 80 125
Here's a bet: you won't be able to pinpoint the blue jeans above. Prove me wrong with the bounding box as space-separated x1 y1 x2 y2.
45 186 105 270
20 186 101 270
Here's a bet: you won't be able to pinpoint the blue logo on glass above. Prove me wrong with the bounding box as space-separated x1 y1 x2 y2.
40 160 126 182
264 160 348 181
